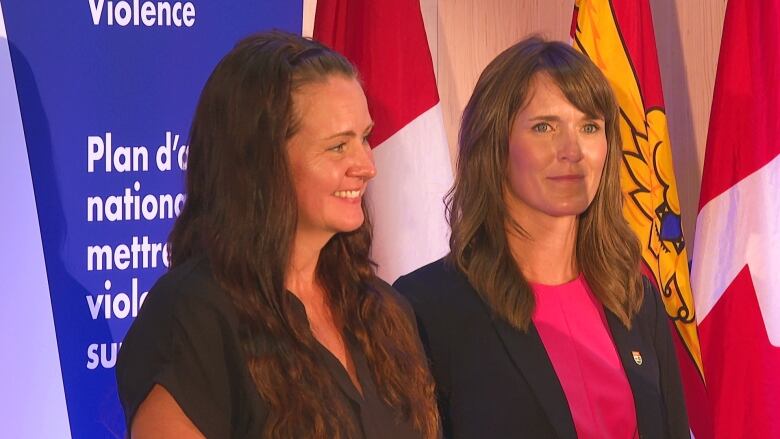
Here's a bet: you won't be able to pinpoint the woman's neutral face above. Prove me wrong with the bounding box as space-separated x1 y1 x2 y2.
505 73 608 221
287 75 376 238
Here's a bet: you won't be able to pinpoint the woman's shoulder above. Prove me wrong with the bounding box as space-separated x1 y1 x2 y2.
633 274 668 334
392 257 482 318
117 256 262 437
120 255 241 354
369 275 413 314
150 256 224 300
141 256 239 328
118 256 243 372
639 275 661 310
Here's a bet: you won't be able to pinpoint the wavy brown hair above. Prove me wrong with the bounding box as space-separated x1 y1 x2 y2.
169 31 438 438
448 36 643 330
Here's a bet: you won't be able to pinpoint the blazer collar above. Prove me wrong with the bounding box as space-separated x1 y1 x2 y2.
603 309 657 438
489 299 657 439
491 317 578 439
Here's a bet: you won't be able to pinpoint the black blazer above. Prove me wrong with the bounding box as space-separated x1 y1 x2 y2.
394 258 689 439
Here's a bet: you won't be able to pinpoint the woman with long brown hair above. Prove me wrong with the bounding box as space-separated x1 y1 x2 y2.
116 31 439 439
394 37 688 438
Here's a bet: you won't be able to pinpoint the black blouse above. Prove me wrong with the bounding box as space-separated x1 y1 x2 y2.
116 256 422 438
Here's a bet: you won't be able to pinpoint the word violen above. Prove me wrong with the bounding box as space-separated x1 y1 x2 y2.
86 277 149 369
88 0 195 27
87 278 148 320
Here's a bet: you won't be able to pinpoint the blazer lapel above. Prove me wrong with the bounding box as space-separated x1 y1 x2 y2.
491 317 578 439
604 310 662 438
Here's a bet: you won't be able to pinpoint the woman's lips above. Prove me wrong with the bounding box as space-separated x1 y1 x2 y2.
548 174 585 181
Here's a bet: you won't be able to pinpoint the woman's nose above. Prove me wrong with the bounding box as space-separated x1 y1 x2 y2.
347 143 377 179
557 129 584 162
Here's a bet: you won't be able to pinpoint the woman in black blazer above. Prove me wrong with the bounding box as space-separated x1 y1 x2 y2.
394 37 688 439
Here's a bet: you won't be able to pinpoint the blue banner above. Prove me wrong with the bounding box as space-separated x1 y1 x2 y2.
1 1 301 436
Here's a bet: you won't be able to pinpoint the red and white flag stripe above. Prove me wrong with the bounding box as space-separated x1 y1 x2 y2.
692 0 780 436
314 0 453 283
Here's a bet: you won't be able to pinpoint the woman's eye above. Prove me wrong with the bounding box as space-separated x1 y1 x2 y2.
329 143 346 152
583 123 601 134
532 122 552 133
362 135 371 145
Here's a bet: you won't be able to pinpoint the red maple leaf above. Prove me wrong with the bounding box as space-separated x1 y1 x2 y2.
699 265 780 438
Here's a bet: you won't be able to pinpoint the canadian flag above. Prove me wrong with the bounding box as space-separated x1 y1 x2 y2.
691 0 780 437
314 0 453 283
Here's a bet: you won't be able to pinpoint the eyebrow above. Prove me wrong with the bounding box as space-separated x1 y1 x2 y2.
527 114 604 122
323 121 375 140
528 115 562 122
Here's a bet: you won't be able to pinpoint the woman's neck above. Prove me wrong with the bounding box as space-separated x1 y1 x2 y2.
506 210 579 285
285 227 333 302
285 228 361 392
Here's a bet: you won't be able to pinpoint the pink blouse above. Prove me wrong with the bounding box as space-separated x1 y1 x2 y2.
531 274 638 439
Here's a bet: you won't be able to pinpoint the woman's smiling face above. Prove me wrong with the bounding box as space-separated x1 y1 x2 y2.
287 75 376 237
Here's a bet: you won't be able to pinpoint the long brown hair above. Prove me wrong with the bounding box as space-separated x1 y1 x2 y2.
169 31 438 438
448 36 643 331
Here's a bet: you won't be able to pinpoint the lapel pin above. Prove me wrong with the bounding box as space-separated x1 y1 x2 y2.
632 351 643 366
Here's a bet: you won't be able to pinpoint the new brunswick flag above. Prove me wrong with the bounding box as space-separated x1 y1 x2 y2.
572 1 710 437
